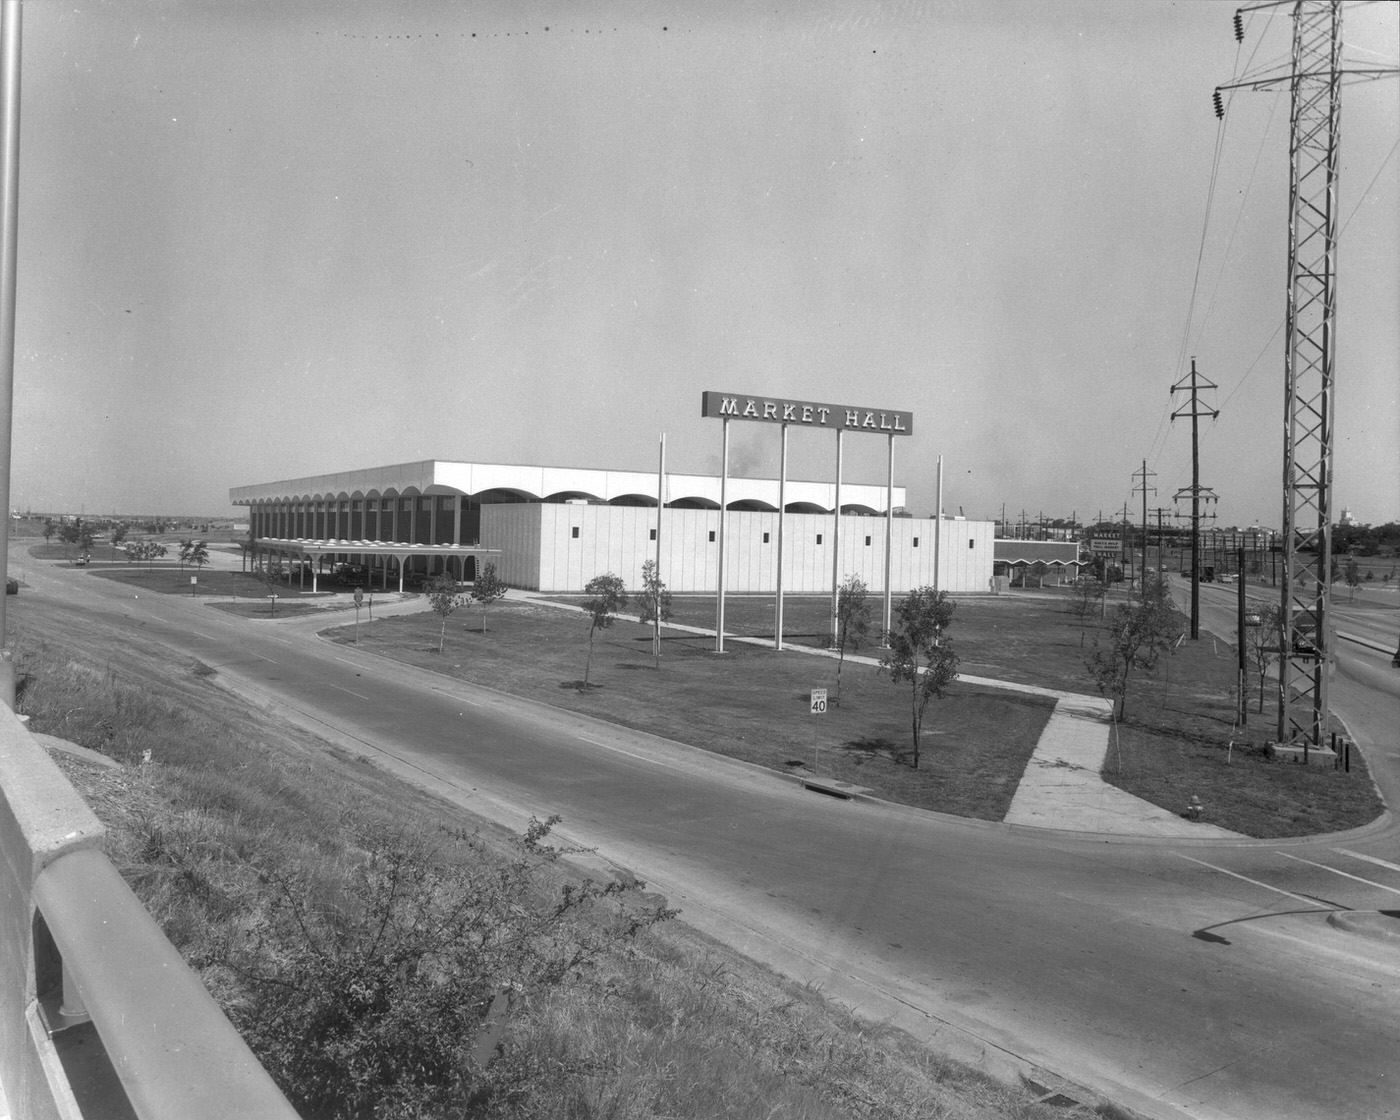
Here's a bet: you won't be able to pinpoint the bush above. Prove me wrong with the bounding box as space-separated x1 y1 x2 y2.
215 817 674 1120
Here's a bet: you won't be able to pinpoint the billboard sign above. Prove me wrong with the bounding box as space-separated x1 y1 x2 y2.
702 391 913 435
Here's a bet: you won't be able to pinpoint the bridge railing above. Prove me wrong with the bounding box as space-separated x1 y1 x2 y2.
0 707 298 1120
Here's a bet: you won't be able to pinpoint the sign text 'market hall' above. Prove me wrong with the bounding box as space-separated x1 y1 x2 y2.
701 391 913 435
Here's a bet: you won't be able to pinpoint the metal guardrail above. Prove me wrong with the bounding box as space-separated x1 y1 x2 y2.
0 709 298 1120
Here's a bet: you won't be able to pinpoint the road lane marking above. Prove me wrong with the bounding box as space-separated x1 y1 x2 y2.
1276 852 1400 897
1173 853 1324 907
428 686 480 706
1334 848 1400 875
577 734 669 767
327 683 370 701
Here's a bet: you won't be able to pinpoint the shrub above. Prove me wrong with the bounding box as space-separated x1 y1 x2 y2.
216 817 674 1120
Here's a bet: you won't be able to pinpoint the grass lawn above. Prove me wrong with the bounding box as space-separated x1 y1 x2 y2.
1099 631 1382 838
85 564 371 619
328 595 1058 820
328 588 1386 836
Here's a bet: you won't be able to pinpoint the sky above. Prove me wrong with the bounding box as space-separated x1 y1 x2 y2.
9 0 1398 529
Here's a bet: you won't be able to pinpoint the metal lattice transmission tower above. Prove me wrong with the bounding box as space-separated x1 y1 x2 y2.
1215 1 1397 744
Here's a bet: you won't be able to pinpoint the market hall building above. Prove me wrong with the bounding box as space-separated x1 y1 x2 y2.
229 460 995 595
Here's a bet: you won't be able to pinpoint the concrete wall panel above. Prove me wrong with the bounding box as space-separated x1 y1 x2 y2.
480 506 993 595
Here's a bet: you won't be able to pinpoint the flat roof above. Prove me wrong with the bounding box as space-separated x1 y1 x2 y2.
230 459 905 515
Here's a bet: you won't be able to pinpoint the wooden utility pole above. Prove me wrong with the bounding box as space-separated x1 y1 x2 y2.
1132 460 1157 595
1172 357 1218 639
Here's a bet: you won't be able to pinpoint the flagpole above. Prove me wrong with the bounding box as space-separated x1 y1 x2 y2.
0 0 22 707
654 432 664 658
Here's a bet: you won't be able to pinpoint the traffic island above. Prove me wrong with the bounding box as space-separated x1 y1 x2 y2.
1327 910 1400 945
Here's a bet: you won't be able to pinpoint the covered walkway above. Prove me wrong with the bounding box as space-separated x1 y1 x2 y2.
254 537 502 594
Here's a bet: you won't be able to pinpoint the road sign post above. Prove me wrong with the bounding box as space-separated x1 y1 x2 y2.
810 687 827 771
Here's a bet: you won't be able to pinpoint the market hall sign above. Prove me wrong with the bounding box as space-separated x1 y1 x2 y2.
701 391 913 435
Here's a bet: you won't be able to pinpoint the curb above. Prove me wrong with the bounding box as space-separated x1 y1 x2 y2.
1327 910 1400 944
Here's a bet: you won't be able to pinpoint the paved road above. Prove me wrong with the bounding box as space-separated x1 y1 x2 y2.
14 557 1400 1120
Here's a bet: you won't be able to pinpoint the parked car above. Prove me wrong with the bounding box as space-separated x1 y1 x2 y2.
335 563 369 587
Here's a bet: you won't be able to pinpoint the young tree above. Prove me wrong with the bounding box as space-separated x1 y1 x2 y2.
258 558 285 616
1245 601 1284 714
110 522 129 548
425 571 466 653
42 518 54 548
188 540 210 573
178 538 194 572
581 573 627 689
635 559 672 664
1085 588 1180 721
127 538 167 574
1069 577 1106 644
879 586 959 769
833 574 873 707
1343 556 1361 602
468 561 508 633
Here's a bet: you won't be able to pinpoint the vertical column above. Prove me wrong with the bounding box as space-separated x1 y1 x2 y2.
828 430 844 647
882 433 894 638
715 417 729 654
934 455 943 593
655 433 665 659
774 423 787 651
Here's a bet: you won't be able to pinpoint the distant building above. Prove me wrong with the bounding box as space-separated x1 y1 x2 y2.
992 539 1085 587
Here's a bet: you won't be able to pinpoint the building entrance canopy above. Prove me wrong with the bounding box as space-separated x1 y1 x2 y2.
255 537 500 594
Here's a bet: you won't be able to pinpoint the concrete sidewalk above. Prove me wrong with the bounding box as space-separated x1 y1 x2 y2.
515 592 1244 840
1002 693 1244 838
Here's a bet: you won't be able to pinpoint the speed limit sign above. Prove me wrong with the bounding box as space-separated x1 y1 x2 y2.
810 688 828 715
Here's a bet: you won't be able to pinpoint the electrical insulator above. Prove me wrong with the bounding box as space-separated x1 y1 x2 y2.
1213 89 1224 119
1233 10 1244 42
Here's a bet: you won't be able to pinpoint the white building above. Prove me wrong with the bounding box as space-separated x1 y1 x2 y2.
230 460 994 595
